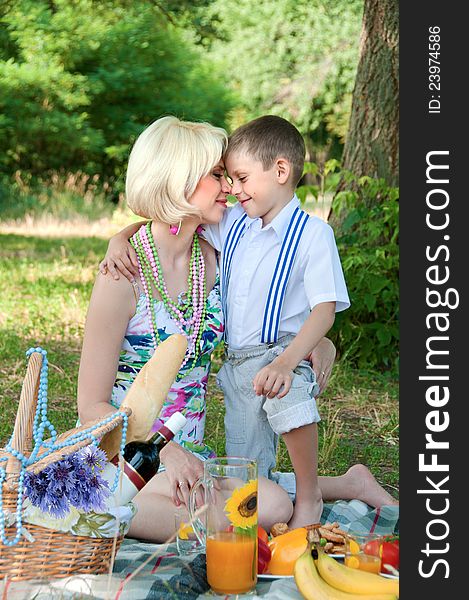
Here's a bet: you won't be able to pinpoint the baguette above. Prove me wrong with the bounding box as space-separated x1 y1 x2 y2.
100 333 188 460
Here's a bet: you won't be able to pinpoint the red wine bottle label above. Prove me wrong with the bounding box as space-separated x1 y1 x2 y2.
111 455 147 490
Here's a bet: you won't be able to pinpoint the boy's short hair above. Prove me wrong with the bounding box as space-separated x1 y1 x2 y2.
226 115 305 187
126 116 227 223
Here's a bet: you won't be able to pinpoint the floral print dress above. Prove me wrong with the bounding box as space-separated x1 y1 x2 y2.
111 277 224 461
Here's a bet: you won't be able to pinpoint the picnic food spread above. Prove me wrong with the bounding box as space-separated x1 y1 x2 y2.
270 521 348 556
366 535 400 575
256 521 399 598
268 527 309 575
343 532 400 576
258 521 346 576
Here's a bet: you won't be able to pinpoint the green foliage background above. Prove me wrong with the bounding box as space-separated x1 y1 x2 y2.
332 178 399 371
205 0 363 156
297 165 399 372
0 0 234 184
0 0 363 184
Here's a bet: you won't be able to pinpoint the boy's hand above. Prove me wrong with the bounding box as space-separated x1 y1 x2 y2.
99 235 139 282
253 358 294 399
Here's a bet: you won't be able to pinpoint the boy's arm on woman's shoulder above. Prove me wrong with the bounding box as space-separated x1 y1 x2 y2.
99 204 240 279
99 221 146 282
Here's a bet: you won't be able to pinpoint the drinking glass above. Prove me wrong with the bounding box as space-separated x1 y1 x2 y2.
344 532 383 574
174 508 205 555
189 457 258 595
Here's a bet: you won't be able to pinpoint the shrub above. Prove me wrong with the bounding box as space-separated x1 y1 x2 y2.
298 164 399 373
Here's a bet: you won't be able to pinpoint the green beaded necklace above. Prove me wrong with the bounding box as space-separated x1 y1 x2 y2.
131 222 207 378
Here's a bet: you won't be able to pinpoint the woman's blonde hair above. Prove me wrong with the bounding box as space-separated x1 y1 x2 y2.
125 116 228 223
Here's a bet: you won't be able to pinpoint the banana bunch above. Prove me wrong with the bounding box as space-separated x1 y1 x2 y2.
294 548 399 600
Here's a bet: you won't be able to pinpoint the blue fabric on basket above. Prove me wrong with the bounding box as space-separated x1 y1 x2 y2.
3 500 398 599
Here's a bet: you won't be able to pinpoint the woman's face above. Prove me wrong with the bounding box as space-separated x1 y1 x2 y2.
188 160 231 224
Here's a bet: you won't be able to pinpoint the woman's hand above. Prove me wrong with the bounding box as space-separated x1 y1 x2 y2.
99 234 139 282
307 337 336 394
160 442 205 508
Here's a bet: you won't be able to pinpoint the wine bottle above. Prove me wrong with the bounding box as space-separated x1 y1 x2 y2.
102 411 187 506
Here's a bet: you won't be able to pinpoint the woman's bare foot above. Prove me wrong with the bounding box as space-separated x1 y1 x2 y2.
344 464 398 507
288 496 324 529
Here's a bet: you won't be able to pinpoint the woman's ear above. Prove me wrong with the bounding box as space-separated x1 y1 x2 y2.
275 158 291 185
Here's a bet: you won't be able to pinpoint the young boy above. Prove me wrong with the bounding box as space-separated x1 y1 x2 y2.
204 116 349 526
102 115 350 526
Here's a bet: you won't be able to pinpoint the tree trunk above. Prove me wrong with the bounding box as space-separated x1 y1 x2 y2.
338 0 399 188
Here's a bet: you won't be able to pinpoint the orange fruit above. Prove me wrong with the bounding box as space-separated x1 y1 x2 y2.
345 555 360 569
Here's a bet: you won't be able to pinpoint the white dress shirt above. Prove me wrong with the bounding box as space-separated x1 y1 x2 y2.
203 196 350 349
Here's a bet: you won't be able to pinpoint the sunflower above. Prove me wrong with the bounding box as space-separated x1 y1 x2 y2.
224 479 258 529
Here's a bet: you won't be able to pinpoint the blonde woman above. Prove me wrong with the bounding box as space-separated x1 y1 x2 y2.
77 116 295 542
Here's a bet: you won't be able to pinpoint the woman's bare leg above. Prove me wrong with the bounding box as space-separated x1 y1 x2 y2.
258 476 294 531
129 472 182 542
319 464 398 507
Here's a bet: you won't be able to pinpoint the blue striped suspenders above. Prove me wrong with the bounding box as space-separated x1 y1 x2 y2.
221 213 248 324
261 207 309 343
222 206 309 345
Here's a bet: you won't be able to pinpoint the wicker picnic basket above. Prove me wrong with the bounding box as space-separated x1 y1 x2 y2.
0 351 132 581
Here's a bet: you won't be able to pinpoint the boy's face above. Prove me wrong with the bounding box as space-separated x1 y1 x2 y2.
225 152 288 224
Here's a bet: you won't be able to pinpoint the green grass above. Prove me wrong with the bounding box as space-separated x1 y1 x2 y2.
0 231 398 500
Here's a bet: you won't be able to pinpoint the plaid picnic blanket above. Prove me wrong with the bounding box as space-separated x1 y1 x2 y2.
2 500 398 599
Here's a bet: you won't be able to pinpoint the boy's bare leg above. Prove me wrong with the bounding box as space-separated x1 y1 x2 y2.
318 464 399 507
283 423 323 528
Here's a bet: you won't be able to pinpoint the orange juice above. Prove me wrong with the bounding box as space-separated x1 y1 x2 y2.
206 532 257 594
345 552 381 574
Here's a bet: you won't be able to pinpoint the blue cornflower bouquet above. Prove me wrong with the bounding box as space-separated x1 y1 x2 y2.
24 445 110 519
0 348 136 545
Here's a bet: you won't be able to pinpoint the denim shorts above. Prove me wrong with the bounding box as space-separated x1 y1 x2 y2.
216 335 320 479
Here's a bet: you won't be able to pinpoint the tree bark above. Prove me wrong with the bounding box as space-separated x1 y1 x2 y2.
339 0 399 188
